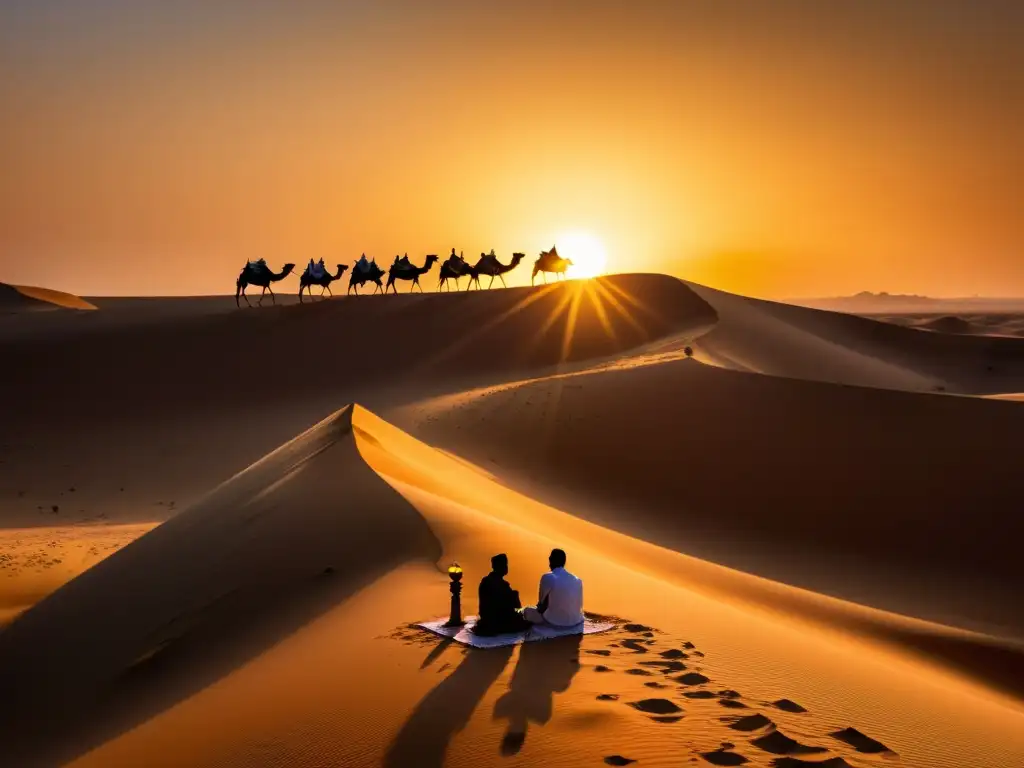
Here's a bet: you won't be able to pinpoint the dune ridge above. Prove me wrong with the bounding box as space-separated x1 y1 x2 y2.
0 406 441 767
0 274 715 426
0 282 97 312
686 281 1024 394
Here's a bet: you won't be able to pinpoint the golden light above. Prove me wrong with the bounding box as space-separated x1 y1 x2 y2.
556 232 609 279
447 563 463 581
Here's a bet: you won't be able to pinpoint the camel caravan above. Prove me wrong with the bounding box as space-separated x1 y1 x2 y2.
234 246 574 306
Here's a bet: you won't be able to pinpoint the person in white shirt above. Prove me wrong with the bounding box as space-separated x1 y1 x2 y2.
522 549 584 628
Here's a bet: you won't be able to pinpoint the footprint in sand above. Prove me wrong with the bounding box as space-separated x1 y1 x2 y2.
594 665 613 673
719 699 749 709
597 694 619 701
772 698 807 713
771 758 853 768
701 749 749 766
586 649 612 656
604 757 636 766
683 690 718 699
623 623 654 633
638 660 686 673
644 681 668 689
725 713 774 732
626 668 653 676
659 648 688 659
750 730 827 756
628 698 683 716
829 727 894 755
620 639 650 653
675 672 710 685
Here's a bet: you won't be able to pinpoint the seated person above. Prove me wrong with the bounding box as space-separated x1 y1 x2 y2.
356 253 370 273
522 548 584 628
473 553 530 636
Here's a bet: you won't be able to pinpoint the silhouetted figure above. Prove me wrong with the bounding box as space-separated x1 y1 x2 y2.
385 254 439 293
531 246 573 285
474 554 530 636
235 260 296 307
522 549 584 628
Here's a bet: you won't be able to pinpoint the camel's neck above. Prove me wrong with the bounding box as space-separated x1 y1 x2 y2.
332 266 344 280
270 269 289 281
498 259 519 274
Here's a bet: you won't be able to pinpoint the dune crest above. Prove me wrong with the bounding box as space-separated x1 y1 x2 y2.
0 282 97 312
0 405 441 767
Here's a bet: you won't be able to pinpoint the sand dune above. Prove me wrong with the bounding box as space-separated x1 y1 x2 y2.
871 312 1024 339
687 282 1024 394
0 274 714 428
0 282 97 313
395 358 1024 637
0 407 441 767
3 404 1019 768
3 274 1024 767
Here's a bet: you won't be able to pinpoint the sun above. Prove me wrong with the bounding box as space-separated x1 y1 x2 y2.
556 232 608 279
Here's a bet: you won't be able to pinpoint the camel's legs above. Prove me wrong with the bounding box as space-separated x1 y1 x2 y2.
487 275 495 289
258 286 267 305
499 274 507 288
414 278 423 293
267 284 276 304
325 285 333 297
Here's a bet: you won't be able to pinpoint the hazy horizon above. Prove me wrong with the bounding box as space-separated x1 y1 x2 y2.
2 1 1021 298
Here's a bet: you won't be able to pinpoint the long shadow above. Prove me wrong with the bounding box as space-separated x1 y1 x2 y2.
492 634 583 755
385 644 515 768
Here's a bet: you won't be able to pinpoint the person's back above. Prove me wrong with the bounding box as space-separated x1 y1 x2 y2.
474 554 529 636
527 548 584 628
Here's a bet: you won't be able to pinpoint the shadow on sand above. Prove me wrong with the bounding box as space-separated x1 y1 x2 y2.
385 634 583 767
493 634 583 755
385 643 515 768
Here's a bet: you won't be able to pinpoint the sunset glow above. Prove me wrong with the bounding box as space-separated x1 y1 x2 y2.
557 233 609 280
0 3 1019 298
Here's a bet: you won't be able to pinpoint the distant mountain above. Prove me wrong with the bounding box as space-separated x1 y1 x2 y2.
790 292 1024 314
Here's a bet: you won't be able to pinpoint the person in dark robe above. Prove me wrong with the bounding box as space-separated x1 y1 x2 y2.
473 554 530 636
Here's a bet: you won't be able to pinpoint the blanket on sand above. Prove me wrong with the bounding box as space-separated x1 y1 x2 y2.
416 615 614 649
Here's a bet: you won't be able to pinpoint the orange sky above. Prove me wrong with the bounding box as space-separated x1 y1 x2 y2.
0 1 1020 297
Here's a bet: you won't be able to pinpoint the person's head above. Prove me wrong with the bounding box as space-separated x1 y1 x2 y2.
549 548 566 570
491 553 509 576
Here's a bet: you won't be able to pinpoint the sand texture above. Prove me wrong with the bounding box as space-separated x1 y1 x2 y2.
1 274 1023 767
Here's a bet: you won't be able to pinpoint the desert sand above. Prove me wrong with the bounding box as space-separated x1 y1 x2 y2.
0 282 97 314
1 274 1023 768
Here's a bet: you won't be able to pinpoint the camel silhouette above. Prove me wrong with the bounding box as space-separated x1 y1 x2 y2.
386 254 439 294
468 251 525 289
531 246 573 285
438 252 473 291
298 263 349 302
348 261 386 295
235 261 296 307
